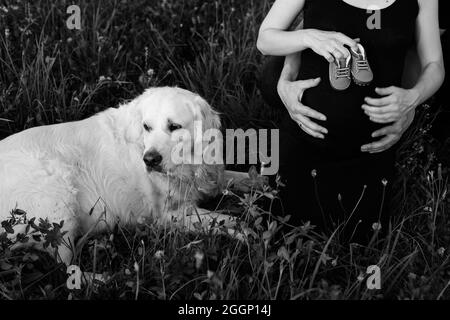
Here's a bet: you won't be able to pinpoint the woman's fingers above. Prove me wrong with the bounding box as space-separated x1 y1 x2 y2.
326 42 350 61
361 135 397 153
375 86 397 96
295 77 321 90
297 105 327 121
371 123 402 138
320 50 335 63
292 114 326 139
291 103 327 132
298 123 325 139
364 96 394 107
297 114 328 134
362 104 398 115
333 32 359 51
369 115 399 124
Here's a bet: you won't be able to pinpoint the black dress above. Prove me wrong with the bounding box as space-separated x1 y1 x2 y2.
274 0 419 241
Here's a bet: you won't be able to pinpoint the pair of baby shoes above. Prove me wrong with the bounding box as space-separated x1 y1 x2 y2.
329 43 373 91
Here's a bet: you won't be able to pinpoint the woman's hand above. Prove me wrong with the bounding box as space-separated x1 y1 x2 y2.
362 87 420 124
303 29 359 62
277 76 328 139
361 108 415 153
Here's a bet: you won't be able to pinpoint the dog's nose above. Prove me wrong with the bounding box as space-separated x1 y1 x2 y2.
143 151 163 168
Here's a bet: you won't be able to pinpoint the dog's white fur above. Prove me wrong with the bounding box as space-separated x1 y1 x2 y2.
0 87 233 264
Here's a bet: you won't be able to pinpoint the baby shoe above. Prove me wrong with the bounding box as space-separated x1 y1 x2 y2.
329 54 352 91
350 43 373 86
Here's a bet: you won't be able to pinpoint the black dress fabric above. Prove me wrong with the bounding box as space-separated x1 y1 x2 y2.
265 0 419 242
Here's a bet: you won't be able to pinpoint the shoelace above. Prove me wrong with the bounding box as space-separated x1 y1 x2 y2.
336 66 350 79
356 59 369 71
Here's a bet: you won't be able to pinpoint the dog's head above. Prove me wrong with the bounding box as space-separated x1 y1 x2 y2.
124 87 224 196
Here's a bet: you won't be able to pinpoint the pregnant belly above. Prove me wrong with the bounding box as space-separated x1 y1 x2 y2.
291 82 385 157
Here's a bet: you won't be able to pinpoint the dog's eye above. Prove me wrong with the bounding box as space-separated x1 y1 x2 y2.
143 123 152 132
168 123 182 132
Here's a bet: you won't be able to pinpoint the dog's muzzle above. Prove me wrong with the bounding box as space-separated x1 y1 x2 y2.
143 150 163 172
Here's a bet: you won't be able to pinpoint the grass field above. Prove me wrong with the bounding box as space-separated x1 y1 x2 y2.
0 0 449 300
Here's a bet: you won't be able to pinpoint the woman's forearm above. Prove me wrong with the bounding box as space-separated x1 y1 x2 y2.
278 20 303 81
279 52 302 81
409 61 445 108
257 29 311 56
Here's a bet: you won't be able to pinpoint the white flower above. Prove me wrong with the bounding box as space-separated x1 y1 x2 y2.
194 251 204 269
408 272 417 280
137 216 145 225
147 68 155 77
357 273 365 282
154 250 164 260
381 178 388 186
311 169 317 178
372 222 382 231
437 247 445 256
331 258 338 267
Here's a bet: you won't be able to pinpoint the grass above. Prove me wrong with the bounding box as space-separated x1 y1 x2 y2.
0 0 449 300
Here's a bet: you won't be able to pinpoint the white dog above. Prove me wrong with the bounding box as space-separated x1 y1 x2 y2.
0 87 237 264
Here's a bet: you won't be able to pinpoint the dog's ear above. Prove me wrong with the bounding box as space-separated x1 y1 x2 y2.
122 99 143 143
191 95 221 131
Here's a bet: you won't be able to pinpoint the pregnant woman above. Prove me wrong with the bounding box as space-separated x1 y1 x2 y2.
257 0 444 242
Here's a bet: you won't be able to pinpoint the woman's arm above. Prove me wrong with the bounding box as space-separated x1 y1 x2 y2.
257 0 358 61
410 0 445 104
274 20 328 138
257 0 307 56
363 0 445 123
279 21 303 82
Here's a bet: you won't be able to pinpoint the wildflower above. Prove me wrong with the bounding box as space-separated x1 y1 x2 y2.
194 251 204 269
137 216 145 225
124 268 131 275
437 247 445 256
5 28 10 38
357 273 365 282
408 272 417 280
222 189 229 196
154 250 164 260
311 169 317 178
381 178 388 186
134 261 139 273
424 206 433 213
372 222 382 231
147 68 155 77
427 170 434 182
331 258 338 267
